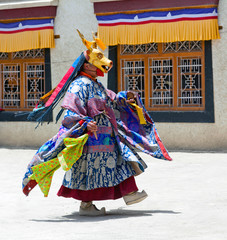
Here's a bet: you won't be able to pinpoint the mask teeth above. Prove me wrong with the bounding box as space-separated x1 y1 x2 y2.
102 65 109 71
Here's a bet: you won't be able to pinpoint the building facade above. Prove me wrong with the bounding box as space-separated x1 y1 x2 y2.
0 0 226 151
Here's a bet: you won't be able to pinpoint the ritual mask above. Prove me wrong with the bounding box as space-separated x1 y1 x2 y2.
77 29 113 74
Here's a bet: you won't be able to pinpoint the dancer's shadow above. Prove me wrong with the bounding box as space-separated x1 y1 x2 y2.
30 208 181 223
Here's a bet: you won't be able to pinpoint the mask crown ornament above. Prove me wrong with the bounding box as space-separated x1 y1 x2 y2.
77 29 113 74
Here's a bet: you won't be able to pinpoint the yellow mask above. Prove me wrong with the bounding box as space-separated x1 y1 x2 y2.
77 29 113 73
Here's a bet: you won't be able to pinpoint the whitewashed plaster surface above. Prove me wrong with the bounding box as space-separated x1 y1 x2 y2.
0 0 226 151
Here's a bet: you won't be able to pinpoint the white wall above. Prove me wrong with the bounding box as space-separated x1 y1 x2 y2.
0 0 226 151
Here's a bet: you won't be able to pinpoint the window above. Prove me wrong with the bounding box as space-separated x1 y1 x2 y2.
118 41 205 112
0 48 52 121
108 41 214 122
0 49 46 111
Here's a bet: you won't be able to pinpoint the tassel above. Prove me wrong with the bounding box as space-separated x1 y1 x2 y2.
40 87 56 103
27 108 45 121
129 102 147 125
26 53 86 125
56 108 65 123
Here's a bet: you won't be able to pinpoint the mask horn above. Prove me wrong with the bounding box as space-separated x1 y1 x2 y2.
77 29 92 50
92 31 106 51
92 32 98 49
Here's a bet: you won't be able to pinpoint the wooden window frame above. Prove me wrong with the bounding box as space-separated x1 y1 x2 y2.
0 51 45 111
117 42 205 112
0 48 52 122
108 41 214 123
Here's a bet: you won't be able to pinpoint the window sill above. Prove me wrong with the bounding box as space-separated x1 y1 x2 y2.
149 110 214 123
0 111 53 122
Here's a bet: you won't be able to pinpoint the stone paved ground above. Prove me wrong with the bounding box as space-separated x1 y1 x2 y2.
0 148 227 240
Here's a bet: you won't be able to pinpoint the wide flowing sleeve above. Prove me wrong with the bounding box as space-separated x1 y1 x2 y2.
115 91 172 161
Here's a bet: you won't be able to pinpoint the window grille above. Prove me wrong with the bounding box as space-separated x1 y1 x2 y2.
178 57 202 107
24 63 45 108
121 59 145 102
12 49 45 59
163 41 202 53
149 58 173 107
120 43 158 55
0 52 9 60
118 41 205 111
0 49 45 111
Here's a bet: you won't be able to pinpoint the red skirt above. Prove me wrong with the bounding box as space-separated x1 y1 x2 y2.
57 176 138 202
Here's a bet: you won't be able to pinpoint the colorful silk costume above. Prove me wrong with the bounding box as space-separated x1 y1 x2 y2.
22 67 171 199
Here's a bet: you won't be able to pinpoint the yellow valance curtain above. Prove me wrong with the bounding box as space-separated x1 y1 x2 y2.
98 19 220 45
95 3 220 45
0 19 55 52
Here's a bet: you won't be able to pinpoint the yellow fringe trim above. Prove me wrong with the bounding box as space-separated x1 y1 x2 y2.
98 19 220 45
0 29 55 52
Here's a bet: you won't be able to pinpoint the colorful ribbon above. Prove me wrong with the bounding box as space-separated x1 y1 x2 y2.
129 102 147 125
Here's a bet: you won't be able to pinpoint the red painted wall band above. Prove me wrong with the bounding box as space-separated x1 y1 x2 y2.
0 6 57 21
94 0 219 14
